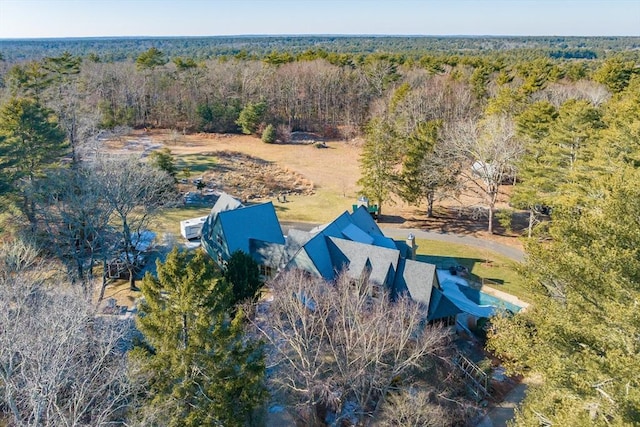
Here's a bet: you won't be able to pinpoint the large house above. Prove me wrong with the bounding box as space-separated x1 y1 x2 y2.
201 192 515 322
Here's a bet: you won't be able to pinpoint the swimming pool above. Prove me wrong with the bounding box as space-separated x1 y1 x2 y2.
459 286 523 314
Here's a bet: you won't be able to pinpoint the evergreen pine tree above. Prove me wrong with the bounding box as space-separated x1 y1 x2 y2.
224 250 263 305
357 117 400 216
397 120 457 217
133 248 266 426
512 101 559 237
0 97 67 224
488 166 640 426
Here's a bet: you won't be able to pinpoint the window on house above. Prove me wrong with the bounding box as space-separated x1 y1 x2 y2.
216 234 223 245
259 265 272 278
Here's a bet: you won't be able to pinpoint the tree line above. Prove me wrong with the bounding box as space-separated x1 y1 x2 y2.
0 41 638 141
1 35 639 62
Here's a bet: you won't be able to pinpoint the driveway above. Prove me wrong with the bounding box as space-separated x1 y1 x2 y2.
381 227 525 263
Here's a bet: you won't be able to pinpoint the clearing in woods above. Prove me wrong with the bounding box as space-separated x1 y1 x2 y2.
103 129 524 250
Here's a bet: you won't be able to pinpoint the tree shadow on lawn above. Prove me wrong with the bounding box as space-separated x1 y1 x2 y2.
274 205 290 214
376 214 406 224
407 206 529 237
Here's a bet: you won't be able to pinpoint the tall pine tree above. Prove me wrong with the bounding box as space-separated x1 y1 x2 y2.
357 117 400 216
397 120 457 217
0 97 67 225
512 101 558 237
488 166 640 426
133 248 266 426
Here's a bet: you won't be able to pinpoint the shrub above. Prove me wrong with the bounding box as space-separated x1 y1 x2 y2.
261 124 276 143
496 208 514 234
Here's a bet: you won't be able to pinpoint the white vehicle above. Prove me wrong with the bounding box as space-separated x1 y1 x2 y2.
180 216 208 240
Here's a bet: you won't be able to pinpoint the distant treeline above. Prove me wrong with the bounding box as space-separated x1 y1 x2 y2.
0 35 639 62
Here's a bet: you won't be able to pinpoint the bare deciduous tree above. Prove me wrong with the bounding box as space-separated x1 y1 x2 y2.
446 116 524 233
0 240 136 427
533 80 611 108
90 156 177 290
375 385 473 427
251 270 449 426
29 168 116 295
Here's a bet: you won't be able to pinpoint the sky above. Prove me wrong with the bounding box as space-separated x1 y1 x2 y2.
0 0 638 39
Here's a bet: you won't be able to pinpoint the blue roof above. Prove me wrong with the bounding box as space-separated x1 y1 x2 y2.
312 211 353 238
217 202 284 254
428 288 462 321
297 233 335 280
350 205 385 236
341 223 374 245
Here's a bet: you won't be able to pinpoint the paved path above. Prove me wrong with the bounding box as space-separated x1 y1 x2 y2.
381 227 525 263
475 381 528 427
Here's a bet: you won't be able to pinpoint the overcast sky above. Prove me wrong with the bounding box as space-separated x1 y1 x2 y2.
0 0 638 39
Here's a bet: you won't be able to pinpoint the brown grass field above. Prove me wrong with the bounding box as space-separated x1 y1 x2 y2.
109 129 523 249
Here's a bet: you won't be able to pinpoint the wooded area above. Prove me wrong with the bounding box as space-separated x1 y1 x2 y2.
1 36 639 425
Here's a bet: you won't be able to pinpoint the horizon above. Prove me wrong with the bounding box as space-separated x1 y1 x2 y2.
1 1 638 39
2 34 639 42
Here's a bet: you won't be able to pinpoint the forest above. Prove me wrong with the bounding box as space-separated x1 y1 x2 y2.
0 36 639 425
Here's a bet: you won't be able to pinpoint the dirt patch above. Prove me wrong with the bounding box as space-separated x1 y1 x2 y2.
197 151 315 201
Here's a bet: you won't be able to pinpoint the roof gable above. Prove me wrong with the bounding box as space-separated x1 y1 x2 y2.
311 211 353 238
287 239 333 280
291 233 335 280
341 223 374 245
394 258 437 307
427 288 462 321
327 236 399 286
218 202 284 254
350 205 385 236
210 192 243 218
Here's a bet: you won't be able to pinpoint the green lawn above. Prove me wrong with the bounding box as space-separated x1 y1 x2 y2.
273 190 357 223
175 153 218 178
153 149 530 302
414 238 529 302
152 206 212 237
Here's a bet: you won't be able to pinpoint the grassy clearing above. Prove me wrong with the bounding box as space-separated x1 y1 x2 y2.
122 132 531 303
99 279 140 308
175 153 218 178
152 205 212 237
273 190 357 223
415 238 528 302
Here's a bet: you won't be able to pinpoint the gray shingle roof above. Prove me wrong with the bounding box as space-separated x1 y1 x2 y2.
393 258 437 307
326 236 399 286
209 192 243 218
